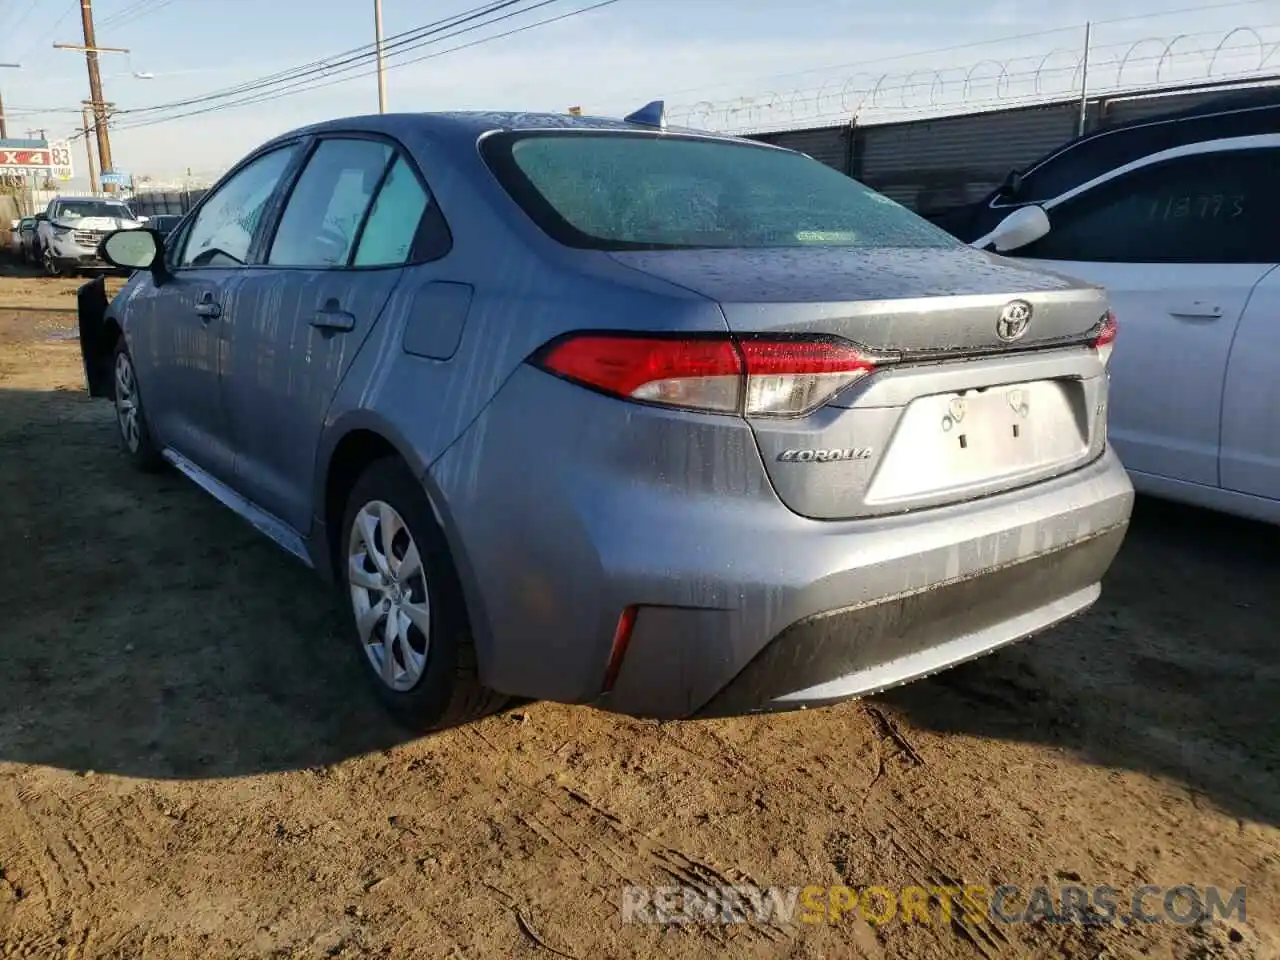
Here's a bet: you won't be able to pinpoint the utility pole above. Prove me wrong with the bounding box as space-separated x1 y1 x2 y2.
1076 21 1092 137
374 0 388 113
81 106 99 194
79 0 112 173
0 63 20 141
53 2 125 185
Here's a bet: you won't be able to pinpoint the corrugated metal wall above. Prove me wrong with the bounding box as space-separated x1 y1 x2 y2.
758 124 850 172
130 188 208 217
748 83 1275 217
1099 88 1246 126
855 103 1080 214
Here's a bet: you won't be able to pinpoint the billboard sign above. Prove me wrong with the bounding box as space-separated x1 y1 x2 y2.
49 141 73 180
0 140 71 179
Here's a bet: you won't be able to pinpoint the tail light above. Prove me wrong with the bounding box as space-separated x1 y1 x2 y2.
533 333 890 417
1091 310 1117 368
602 605 638 691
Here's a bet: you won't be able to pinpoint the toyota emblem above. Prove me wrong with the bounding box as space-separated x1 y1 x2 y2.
997 300 1033 342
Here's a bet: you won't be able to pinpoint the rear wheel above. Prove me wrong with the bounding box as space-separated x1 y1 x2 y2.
339 458 507 730
112 337 164 471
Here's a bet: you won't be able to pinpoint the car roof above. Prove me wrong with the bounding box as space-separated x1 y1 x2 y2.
259 109 775 153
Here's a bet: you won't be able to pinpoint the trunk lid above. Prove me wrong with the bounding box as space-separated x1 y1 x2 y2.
609 246 1113 520
608 245 1106 353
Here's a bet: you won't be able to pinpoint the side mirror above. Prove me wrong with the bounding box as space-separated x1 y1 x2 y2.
996 169 1023 199
35 213 48 222
974 205 1050 254
100 228 170 282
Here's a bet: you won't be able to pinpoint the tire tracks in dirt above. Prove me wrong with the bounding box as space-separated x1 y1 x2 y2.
650 708 1025 959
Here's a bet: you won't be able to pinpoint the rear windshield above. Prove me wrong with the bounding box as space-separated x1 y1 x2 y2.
481 131 959 251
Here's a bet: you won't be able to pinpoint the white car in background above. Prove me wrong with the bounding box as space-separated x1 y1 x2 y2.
36 196 148 276
976 133 1280 525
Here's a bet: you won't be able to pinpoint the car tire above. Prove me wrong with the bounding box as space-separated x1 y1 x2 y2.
111 336 164 472
42 247 61 277
339 457 508 731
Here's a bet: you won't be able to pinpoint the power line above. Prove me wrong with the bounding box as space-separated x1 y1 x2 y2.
101 0 179 31
116 0 540 118
99 0 164 29
104 0 622 134
0 0 47 59
11 1 79 66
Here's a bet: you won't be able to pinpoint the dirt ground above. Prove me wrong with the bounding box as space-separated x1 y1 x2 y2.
0 263 1276 960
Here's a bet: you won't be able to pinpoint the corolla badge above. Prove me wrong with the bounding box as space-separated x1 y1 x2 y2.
777 447 873 463
996 299 1033 342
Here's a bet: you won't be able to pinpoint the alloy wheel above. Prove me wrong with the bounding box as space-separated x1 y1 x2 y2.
347 500 432 692
114 351 141 453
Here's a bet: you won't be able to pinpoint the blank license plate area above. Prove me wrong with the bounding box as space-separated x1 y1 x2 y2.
865 380 1088 504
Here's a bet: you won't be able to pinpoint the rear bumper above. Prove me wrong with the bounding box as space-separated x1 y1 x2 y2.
430 367 1134 720
598 449 1131 720
694 522 1124 717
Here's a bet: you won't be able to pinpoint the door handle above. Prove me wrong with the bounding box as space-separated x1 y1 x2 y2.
1167 301 1223 320
194 298 221 320
311 304 356 332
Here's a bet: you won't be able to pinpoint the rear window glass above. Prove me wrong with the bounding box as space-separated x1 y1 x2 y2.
482 132 959 251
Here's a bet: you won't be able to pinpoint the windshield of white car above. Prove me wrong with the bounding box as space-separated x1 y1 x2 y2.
481 131 960 251
51 201 135 221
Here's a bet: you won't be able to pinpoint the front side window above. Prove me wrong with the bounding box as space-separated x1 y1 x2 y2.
482 132 959 251
179 145 298 268
1020 148 1280 264
268 138 393 267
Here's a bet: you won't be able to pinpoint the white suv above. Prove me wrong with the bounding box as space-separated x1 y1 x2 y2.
37 196 147 276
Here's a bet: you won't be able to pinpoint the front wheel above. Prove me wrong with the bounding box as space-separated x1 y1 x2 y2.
112 338 164 471
42 247 61 277
339 458 508 731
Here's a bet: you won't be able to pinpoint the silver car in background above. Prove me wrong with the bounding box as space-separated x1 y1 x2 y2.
78 104 1133 730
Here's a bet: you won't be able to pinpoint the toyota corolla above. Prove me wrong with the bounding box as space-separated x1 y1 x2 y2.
77 103 1133 730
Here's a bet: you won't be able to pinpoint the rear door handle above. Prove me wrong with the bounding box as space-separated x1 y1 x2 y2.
311 303 356 332
194 298 221 320
1168 301 1223 320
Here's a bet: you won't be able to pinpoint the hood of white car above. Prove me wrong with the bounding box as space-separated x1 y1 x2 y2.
53 216 140 231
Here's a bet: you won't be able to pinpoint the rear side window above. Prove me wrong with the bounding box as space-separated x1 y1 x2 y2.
482 132 958 251
1019 148 1280 264
353 156 434 266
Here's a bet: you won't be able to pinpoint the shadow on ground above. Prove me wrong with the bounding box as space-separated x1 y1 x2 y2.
2 375 1277 824
884 495 1280 828
0 385 435 779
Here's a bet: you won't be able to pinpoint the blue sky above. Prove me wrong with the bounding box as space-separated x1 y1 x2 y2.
1 0 1273 184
